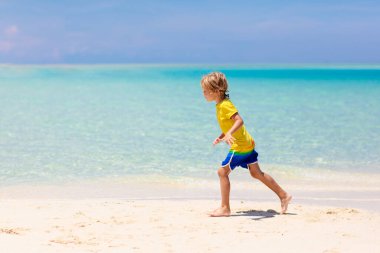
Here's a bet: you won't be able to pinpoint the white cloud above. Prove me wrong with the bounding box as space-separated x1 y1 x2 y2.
0 25 18 53
4 25 19 36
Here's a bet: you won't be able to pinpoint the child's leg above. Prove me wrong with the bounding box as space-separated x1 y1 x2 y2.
210 166 232 217
248 163 292 214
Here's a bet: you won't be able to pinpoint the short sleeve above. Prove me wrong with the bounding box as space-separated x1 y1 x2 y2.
222 100 238 119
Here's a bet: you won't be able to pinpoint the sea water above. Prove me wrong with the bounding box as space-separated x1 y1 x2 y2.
1 65 380 186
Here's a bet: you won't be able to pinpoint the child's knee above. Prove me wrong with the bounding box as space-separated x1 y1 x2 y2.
217 167 230 177
249 166 264 178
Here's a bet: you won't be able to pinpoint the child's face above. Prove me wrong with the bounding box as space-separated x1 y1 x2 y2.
202 87 219 102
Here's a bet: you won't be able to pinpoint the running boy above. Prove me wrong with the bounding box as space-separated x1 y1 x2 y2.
201 72 292 217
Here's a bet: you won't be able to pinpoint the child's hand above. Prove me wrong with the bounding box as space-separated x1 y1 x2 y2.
222 133 235 146
213 137 222 145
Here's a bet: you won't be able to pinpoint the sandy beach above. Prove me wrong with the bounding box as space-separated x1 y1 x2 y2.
1 199 379 253
1 177 380 253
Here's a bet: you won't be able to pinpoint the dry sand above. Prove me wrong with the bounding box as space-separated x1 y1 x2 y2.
1 198 379 253
1 171 380 252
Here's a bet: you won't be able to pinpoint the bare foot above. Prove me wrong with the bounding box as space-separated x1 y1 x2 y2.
209 207 231 217
280 194 292 214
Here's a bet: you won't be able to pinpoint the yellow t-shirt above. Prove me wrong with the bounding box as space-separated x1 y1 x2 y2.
216 99 255 152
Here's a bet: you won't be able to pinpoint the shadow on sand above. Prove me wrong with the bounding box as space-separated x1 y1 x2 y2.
231 209 297 221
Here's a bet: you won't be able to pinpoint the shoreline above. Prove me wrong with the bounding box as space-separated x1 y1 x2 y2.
2 173 380 212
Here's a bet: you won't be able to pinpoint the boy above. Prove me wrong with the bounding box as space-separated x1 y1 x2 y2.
201 72 292 217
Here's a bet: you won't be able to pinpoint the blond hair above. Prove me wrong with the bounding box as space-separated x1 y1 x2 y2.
201 72 229 99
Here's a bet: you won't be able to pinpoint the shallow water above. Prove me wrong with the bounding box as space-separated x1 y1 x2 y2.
1 65 379 185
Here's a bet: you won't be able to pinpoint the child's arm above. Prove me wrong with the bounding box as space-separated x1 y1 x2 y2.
222 113 243 146
213 133 225 145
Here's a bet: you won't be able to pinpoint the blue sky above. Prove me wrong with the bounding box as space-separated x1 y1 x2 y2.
0 0 379 64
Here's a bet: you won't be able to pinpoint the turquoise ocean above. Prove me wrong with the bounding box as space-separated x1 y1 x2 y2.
1 65 380 187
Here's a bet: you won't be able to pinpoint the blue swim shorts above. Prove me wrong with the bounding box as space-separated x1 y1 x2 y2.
221 149 259 170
